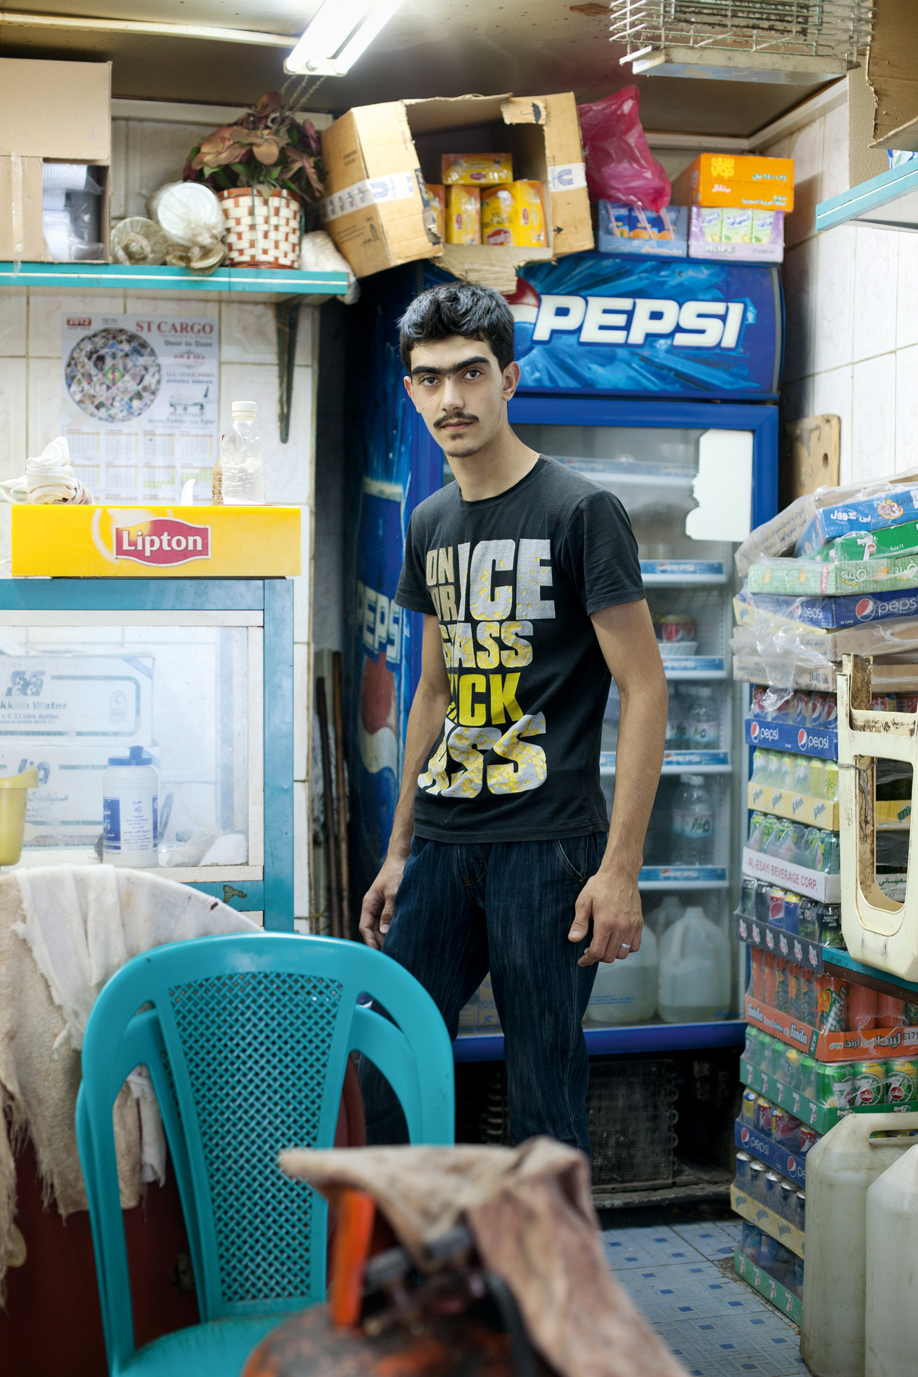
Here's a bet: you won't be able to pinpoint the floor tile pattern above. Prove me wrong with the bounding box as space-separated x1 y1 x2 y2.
603 1221 806 1377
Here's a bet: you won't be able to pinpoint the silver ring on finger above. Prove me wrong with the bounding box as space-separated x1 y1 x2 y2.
619 942 631 950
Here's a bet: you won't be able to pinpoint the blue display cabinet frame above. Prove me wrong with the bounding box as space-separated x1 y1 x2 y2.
0 578 294 932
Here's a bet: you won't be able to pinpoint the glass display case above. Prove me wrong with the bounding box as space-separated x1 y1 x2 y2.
0 579 293 930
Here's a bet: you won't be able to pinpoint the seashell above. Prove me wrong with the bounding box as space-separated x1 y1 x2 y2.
110 217 169 265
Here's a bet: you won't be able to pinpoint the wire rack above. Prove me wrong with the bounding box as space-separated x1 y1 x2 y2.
610 1 874 62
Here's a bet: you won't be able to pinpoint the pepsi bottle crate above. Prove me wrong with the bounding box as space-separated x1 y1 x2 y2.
734 909 825 972
734 1117 808 1185
745 715 838 760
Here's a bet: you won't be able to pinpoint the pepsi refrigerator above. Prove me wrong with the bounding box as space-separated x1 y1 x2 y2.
345 251 780 1060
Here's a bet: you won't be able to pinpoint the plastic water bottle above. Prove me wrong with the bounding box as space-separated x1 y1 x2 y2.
221 400 266 504
103 745 158 867
688 686 719 750
672 774 714 865
664 683 682 752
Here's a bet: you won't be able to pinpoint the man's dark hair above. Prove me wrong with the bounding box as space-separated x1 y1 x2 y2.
398 282 515 372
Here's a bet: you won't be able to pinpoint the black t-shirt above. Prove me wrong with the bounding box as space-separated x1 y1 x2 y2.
394 456 645 842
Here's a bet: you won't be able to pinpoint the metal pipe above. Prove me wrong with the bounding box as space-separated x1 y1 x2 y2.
0 11 294 46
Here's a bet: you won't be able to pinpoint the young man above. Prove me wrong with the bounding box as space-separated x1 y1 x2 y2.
359 281 668 1153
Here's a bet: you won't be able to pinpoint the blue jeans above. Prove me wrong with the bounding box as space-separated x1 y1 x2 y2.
359 832 606 1154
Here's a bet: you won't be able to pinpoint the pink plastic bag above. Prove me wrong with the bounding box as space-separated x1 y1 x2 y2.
578 86 671 212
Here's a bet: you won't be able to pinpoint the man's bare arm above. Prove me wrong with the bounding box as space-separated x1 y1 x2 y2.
359 613 449 949
568 599 668 966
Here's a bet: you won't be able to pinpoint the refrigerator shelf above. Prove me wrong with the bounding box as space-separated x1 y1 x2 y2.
640 865 729 888
641 560 727 584
452 1019 748 1061
664 658 727 679
601 750 731 775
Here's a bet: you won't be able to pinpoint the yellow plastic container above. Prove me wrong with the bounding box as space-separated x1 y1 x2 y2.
441 153 512 185
480 181 546 247
0 767 38 865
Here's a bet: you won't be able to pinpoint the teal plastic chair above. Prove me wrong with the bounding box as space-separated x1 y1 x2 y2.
75 932 455 1377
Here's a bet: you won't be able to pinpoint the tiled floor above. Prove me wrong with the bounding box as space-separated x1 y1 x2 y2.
603 1219 806 1377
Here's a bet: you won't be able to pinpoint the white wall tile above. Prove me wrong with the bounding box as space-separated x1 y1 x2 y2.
28 291 124 357
295 304 318 368
27 357 64 457
0 358 27 482
821 101 850 202
221 301 277 364
294 778 310 918
895 345 918 473
853 226 898 363
122 120 221 220
295 514 312 645
110 117 128 221
294 642 308 781
124 293 219 317
219 360 314 505
813 225 856 374
784 116 824 250
896 233 918 352
782 238 816 382
852 353 896 482
812 365 854 484
0 295 27 356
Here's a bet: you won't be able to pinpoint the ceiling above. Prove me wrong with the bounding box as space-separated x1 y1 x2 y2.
0 0 829 131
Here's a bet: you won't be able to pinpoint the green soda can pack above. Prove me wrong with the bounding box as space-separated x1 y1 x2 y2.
853 1061 887 1107
820 1062 855 1109
886 1059 918 1105
799 1054 818 1100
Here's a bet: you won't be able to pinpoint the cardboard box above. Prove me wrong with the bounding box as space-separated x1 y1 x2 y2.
671 154 795 210
688 205 784 263
748 553 918 597
748 780 840 831
734 1118 809 1186
319 92 592 288
734 1250 802 1325
0 742 109 847
0 59 111 263
797 483 918 556
12 504 301 578
745 994 918 1061
596 202 688 257
736 586 918 630
0 656 153 741
742 848 841 903
730 1186 804 1258
744 717 839 761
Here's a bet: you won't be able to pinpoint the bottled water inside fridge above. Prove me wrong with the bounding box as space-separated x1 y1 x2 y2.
221 400 267 505
671 773 714 865
688 686 719 749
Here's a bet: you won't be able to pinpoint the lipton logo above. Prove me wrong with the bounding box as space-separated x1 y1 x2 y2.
114 518 210 565
90 509 212 567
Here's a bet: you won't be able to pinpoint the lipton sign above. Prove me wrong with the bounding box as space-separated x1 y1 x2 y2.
11 505 301 578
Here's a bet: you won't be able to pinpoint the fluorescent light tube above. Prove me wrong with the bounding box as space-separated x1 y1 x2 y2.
332 0 406 73
286 0 406 74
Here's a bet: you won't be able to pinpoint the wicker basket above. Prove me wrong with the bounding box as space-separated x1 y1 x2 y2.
219 188 301 269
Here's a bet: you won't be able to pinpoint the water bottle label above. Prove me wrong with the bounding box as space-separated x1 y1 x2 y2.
672 810 713 836
691 721 717 742
103 795 120 851
103 793 157 853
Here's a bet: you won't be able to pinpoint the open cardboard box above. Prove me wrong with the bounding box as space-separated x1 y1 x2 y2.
0 58 111 262
320 92 592 290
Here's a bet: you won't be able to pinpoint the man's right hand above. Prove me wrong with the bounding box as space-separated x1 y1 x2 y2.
358 854 407 949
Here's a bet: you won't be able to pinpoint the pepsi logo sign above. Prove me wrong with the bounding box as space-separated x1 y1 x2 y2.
798 728 807 747
751 721 760 741
856 598 876 621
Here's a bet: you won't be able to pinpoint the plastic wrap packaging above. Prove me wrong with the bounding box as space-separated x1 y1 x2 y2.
577 85 670 211
735 467 918 577
747 553 918 597
441 153 513 186
299 230 360 304
480 181 546 247
146 182 226 251
732 586 918 688
425 184 445 243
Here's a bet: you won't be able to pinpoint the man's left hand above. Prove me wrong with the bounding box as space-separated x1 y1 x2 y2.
568 868 644 967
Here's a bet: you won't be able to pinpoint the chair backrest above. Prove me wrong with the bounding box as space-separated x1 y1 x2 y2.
76 933 454 1371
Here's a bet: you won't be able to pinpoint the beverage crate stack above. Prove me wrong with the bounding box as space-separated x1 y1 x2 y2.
727 469 918 1320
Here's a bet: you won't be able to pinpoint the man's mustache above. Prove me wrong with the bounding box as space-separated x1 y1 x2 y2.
435 413 478 428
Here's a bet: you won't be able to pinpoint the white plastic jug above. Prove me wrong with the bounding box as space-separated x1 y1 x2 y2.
584 926 659 1025
647 894 682 940
866 1140 918 1377
657 908 730 1023
801 1111 918 1377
